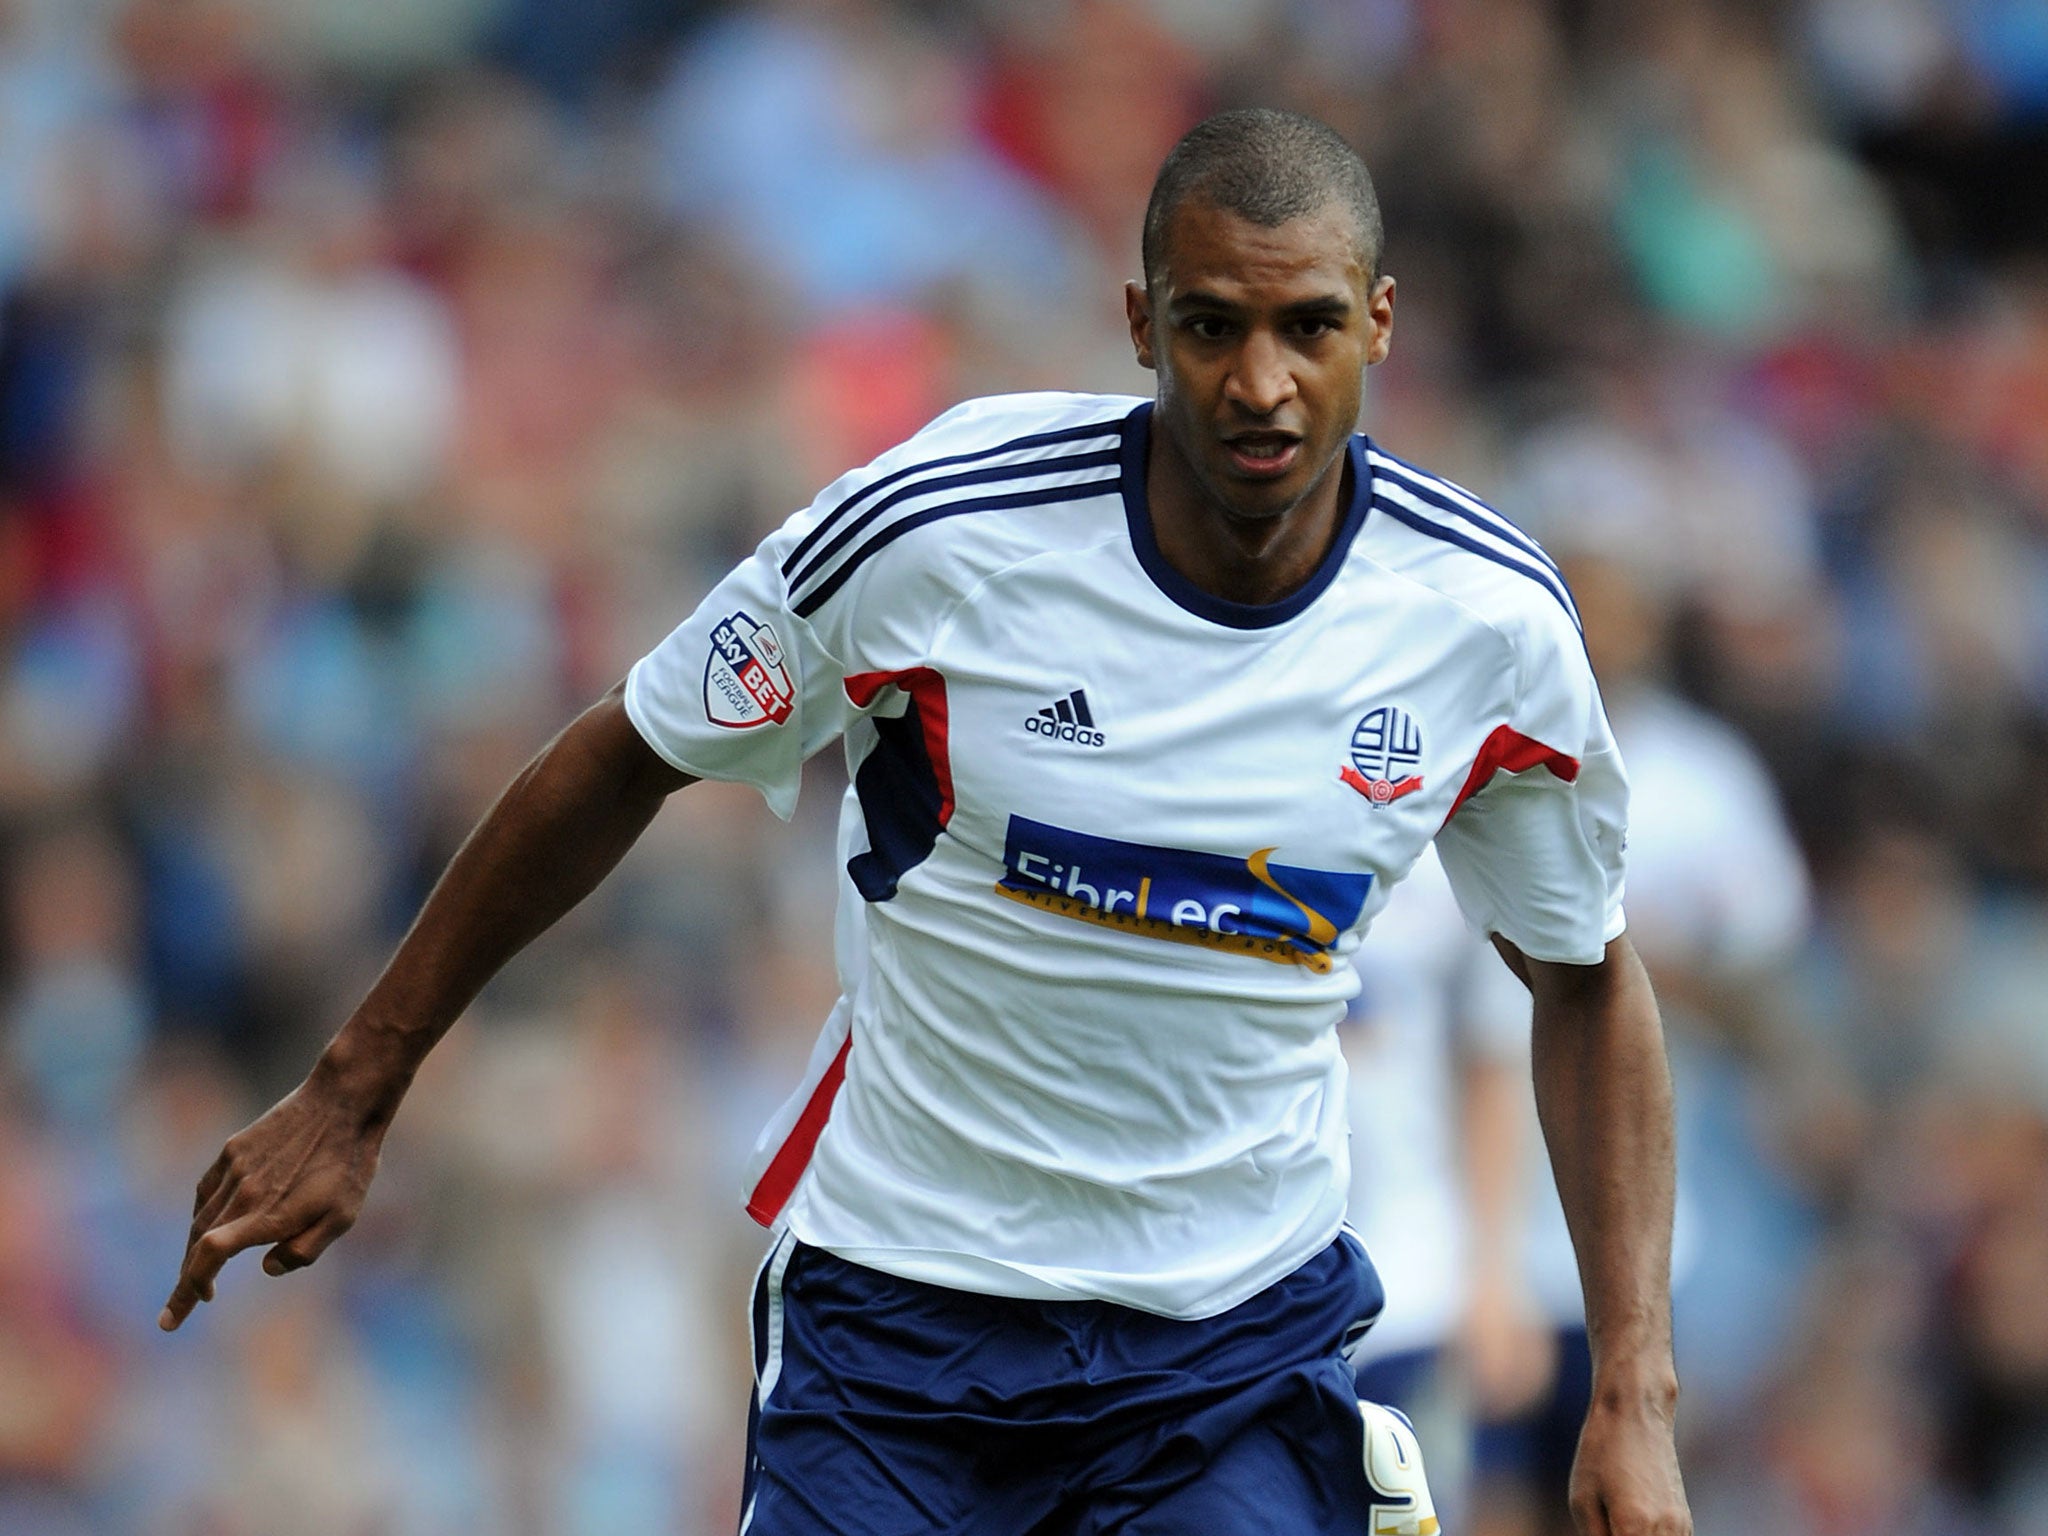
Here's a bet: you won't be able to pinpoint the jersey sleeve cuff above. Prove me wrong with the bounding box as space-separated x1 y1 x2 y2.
623 658 802 821
1493 909 1625 968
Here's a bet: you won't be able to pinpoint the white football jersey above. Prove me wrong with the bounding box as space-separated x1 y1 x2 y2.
626 392 1627 1320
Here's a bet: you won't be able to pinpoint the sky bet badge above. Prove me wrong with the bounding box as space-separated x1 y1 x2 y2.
705 611 795 729
1341 704 1424 806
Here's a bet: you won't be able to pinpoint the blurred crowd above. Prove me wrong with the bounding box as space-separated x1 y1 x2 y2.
4 0 2048 1531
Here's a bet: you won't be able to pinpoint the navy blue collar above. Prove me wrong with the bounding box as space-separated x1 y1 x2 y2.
1117 401 1372 630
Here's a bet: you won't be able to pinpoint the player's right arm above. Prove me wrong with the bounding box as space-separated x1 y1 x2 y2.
160 394 1110 1331
159 685 694 1331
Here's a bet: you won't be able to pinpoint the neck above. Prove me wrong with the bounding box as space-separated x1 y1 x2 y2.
1145 431 1352 608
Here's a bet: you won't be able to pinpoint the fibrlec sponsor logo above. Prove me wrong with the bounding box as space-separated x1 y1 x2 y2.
995 815 1371 971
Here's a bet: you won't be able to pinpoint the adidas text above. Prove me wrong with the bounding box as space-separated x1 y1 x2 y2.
1027 689 1105 748
1027 717 1106 746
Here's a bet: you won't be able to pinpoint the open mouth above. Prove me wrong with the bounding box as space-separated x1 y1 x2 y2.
1224 432 1301 479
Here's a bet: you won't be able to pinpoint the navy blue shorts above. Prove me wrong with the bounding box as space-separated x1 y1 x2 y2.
739 1231 1387 1535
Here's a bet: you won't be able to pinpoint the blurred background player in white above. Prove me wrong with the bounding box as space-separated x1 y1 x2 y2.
1463 458 1817 1536
1343 843 1534 1534
1344 441 1819 1536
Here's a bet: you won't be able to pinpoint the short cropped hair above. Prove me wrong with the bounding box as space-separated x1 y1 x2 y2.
1142 108 1383 290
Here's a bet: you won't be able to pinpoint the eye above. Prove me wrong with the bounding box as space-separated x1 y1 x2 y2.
1184 315 1234 341
1293 316 1339 338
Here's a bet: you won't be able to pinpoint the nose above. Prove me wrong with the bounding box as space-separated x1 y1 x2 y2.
1224 328 1297 417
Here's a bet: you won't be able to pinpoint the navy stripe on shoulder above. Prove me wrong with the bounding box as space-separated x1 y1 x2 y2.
1370 494 1585 634
786 446 1121 595
780 417 1126 579
1367 452 1566 583
792 477 1120 619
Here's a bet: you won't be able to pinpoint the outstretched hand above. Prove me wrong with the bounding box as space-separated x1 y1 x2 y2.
156 694 687 1335
159 1066 387 1331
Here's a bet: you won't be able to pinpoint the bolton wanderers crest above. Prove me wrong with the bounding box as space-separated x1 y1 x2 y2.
1342 705 1425 805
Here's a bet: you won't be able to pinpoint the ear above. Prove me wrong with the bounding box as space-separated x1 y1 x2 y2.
1125 281 1157 371
1363 274 1396 367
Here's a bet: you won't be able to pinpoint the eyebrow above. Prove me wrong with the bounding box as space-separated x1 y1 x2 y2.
1168 289 1354 319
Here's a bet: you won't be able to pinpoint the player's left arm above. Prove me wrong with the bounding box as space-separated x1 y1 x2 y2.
1494 931 1690 1536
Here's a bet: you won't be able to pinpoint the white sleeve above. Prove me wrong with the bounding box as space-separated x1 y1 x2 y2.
623 398 1007 817
1699 746 1808 970
1434 610 1629 966
624 525 855 820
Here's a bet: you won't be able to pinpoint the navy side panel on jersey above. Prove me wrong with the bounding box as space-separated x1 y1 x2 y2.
842 667 955 903
849 701 946 901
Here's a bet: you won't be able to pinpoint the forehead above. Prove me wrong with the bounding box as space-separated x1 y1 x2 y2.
1153 199 1368 303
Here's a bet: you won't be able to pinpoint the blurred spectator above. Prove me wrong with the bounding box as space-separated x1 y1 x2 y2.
0 1096 114 1536
649 2 1084 316
4 817 148 1135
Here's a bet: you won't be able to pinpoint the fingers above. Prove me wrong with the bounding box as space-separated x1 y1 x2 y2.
189 1171 240 1248
159 1209 291 1332
262 1208 355 1276
161 1204 350 1335
1570 1396 1690 1536
164 1165 366 1329
1582 1500 1690 1536
1570 1489 1611 1536
192 1148 230 1216
1571 1475 1690 1536
163 1089 386 1334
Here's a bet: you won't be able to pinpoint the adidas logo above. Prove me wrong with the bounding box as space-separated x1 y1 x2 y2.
1025 689 1106 748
